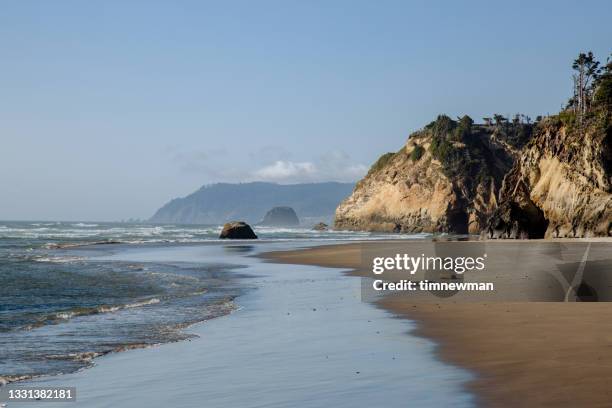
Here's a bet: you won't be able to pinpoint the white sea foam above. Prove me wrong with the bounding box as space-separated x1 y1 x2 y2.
123 298 161 309
54 311 77 320
33 255 86 263
1 221 431 247
50 298 162 322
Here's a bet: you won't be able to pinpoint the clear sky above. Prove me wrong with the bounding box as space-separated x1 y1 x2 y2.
1 0 611 221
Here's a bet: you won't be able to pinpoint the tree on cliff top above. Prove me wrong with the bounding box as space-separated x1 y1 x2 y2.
570 51 602 116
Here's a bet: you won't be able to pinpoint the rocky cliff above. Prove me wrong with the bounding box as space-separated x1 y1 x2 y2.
336 51 612 238
335 113 612 238
335 115 528 234
487 116 612 238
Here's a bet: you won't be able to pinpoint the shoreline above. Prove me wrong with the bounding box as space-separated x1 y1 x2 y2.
11 241 475 407
261 240 612 407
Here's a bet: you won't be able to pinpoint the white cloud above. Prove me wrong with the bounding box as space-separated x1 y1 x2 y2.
252 152 368 183
253 161 317 181
167 145 368 184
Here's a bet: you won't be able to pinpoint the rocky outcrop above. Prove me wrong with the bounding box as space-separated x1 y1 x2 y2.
259 207 299 227
336 112 612 238
335 103 612 238
219 222 258 239
312 222 329 231
335 116 521 234
485 117 612 238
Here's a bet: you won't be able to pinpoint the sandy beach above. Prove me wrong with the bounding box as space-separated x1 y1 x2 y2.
262 240 612 407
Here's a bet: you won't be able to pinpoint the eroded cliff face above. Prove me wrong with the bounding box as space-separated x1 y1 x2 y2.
486 119 612 238
335 117 517 234
335 114 612 238
334 139 456 233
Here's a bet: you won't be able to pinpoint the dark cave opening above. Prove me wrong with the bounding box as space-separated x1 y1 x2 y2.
447 209 469 234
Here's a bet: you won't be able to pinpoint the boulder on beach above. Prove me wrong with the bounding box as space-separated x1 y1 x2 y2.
312 222 329 231
219 222 258 239
259 206 300 227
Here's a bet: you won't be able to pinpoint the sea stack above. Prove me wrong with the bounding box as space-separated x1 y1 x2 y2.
313 222 329 231
219 221 258 239
259 207 300 227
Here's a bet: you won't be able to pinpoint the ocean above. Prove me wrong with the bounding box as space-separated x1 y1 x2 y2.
0 221 428 383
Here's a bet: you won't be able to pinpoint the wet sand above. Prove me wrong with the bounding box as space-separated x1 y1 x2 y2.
12 242 474 408
262 240 612 407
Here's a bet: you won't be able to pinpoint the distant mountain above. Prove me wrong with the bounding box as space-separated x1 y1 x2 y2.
150 182 355 225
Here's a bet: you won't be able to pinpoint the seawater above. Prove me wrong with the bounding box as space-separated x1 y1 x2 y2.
0 221 427 382
16 241 474 408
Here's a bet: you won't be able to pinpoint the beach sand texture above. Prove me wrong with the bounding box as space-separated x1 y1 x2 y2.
263 240 612 407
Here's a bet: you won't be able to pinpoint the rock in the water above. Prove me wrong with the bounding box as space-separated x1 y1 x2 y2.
219 221 258 239
312 222 329 231
259 207 300 227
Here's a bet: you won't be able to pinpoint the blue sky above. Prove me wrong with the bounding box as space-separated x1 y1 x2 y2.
1 0 611 221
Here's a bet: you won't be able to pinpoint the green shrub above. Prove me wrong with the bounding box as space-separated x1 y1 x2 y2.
410 145 425 162
558 110 577 127
431 115 456 138
367 152 395 175
453 115 474 141
594 75 612 109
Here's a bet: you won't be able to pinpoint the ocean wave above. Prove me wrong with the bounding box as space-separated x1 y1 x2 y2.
46 351 108 362
97 298 161 313
32 255 86 263
43 240 122 249
0 374 36 386
5 297 238 385
21 298 162 331
2 221 431 244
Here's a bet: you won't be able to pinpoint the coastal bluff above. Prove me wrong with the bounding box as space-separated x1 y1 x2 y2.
335 114 612 238
487 117 612 238
335 115 523 234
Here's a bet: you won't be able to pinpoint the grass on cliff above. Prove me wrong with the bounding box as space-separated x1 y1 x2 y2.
542 105 612 170
363 114 524 191
366 152 396 176
410 145 425 162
